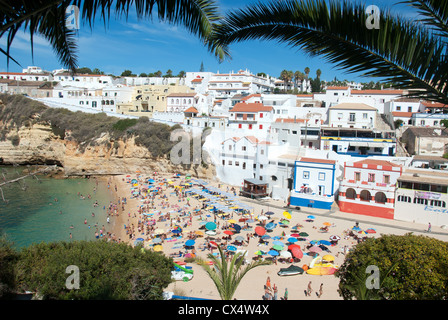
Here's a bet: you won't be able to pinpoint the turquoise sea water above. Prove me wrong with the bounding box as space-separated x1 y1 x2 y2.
0 166 115 249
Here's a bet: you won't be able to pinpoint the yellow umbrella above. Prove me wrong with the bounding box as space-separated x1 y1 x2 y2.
228 219 237 224
195 230 204 236
283 211 292 220
322 254 335 261
153 245 163 252
229 206 239 209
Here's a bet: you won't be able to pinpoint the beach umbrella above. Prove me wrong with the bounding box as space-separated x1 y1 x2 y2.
280 250 292 258
309 246 322 253
329 235 341 241
205 222 217 231
283 211 292 220
232 224 242 233
288 244 301 251
255 226 266 236
228 219 237 224
268 250 279 256
287 237 298 243
358 230 368 235
209 241 218 248
224 230 234 236
227 245 237 252
195 230 205 236
152 238 162 244
258 215 268 221
307 215 315 220
205 230 216 236
290 247 303 259
290 233 300 238
272 245 283 251
323 222 332 226
322 254 335 262
366 228 377 234
185 239 195 247
318 240 332 246
172 229 182 235
273 240 284 247
265 211 274 216
261 235 271 240
299 232 309 237
153 245 163 252
352 226 361 231
235 235 245 242
266 222 276 230
254 250 264 256
280 219 290 226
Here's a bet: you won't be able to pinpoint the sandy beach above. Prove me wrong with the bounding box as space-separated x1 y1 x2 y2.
105 172 448 300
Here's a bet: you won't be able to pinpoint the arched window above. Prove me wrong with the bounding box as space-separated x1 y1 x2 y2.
346 188 357 200
360 190 371 202
375 192 387 204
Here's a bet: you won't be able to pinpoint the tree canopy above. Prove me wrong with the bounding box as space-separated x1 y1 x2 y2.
337 234 448 300
11 240 173 300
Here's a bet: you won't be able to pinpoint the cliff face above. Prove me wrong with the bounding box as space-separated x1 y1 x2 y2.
0 122 216 179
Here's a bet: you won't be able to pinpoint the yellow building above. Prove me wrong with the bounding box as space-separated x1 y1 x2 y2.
117 82 193 117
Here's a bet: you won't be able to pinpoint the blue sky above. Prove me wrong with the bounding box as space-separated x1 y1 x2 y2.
1 0 416 82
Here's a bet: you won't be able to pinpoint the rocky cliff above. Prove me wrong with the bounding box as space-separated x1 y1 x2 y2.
0 100 216 179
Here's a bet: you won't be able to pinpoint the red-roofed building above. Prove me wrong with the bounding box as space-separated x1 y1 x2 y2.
338 159 403 219
229 102 274 134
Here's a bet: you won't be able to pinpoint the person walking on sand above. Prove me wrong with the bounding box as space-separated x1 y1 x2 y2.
307 281 313 297
427 222 432 233
317 283 323 298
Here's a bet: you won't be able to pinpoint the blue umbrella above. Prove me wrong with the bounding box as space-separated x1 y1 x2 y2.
205 222 217 231
136 238 144 241
261 235 271 240
272 240 284 247
185 239 195 246
172 229 182 234
268 250 279 256
227 245 237 252
307 215 315 220
266 222 276 230
265 211 274 216
287 237 298 243
352 226 361 231
318 240 332 246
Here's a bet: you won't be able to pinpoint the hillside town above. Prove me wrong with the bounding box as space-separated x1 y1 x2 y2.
2 66 448 229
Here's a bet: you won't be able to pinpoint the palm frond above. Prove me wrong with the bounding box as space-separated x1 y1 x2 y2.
0 0 228 71
401 0 448 38
210 0 448 104
197 245 271 300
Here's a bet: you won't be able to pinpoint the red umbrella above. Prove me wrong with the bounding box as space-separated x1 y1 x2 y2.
291 247 303 259
366 228 376 234
290 233 301 237
288 244 301 251
255 226 266 236
224 230 234 236
210 241 218 247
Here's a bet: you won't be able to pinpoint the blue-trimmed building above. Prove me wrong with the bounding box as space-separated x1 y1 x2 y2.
320 127 397 157
290 157 337 210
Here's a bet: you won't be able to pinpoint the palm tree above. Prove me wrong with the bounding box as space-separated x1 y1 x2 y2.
197 245 271 300
209 0 448 104
316 69 322 79
1 0 227 71
304 67 310 79
280 69 293 93
294 70 305 90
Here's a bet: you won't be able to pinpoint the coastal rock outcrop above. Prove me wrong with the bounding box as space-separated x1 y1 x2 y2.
0 121 216 179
